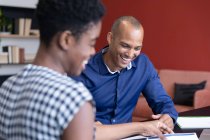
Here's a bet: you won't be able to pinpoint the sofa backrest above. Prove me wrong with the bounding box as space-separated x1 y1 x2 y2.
158 69 210 98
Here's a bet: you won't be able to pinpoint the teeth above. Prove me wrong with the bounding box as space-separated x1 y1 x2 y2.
122 57 131 61
83 60 88 65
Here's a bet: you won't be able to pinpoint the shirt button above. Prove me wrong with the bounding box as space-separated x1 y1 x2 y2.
112 119 116 123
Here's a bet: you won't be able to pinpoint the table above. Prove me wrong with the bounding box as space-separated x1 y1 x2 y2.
123 106 210 139
174 106 210 137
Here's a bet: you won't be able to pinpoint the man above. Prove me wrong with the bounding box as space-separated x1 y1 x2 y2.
0 0 105 140
73 16 178 139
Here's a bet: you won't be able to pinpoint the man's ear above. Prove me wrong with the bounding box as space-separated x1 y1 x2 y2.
107 32 113 45
59 30 74 51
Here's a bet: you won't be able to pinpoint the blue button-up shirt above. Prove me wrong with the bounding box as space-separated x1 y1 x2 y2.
73 47 178 124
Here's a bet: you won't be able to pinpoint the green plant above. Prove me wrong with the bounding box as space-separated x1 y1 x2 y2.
0 8 12 33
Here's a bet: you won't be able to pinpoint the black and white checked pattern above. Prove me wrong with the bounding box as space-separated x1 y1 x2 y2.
0 64 94 140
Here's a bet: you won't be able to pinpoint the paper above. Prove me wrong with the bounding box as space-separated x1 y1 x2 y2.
148 133 198 140
177 116 210 129
120 133 199 140
121 135 146 140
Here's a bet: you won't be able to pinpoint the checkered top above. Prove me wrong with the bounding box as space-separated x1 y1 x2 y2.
0 64 94 140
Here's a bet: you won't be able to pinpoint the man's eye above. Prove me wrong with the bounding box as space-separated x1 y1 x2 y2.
135 47 141 51
121 44 129 48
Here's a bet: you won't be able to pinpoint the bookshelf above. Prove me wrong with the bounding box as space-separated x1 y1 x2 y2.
0 34 39 57
0 1 39 75
0 34 39 75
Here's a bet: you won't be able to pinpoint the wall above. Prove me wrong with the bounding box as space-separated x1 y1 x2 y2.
97 0 210 71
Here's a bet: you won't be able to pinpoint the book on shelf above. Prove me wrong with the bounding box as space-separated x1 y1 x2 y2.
12 46 19 63
24 18 32 36
14 18 25 36
1 45 26 64
14 18 32 36
19 48 25 64
0 52 8 64
2 46 12 63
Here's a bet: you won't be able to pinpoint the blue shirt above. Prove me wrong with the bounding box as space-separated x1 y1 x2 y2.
73 47 178 124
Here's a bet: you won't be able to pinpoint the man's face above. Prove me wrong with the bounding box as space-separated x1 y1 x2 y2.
67 21 102 76
107 21 144 71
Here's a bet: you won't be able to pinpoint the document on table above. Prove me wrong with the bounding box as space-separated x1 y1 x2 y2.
147 133 198 140
121 135 147 140
177 116 210 129
120 133 198 140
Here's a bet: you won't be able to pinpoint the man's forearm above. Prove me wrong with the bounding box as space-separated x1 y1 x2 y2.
94 120 171 140
95 122 141 140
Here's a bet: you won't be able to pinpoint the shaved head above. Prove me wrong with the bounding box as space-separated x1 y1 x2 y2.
111 16 142 35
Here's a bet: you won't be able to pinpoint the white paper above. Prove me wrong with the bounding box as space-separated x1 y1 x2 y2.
120 133 199 140
121 135 146 140
147 133 198 140
177 116 210 129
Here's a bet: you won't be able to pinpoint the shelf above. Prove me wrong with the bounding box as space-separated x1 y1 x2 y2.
0 0 38 9
0 63 28 65
0 64 26 75
0 34 39 39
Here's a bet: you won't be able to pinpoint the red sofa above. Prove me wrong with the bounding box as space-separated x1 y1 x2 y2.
132 69 210 122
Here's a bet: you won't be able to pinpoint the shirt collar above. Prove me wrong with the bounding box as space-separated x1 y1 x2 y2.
102 47 133 74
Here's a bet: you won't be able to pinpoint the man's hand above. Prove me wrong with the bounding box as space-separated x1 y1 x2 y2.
94 120 172 140
152 114 174 130
140 120 173 140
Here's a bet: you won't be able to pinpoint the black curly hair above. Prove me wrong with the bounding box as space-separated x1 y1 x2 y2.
36 0 105 45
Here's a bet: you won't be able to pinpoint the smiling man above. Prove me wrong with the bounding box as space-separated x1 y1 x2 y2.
73 16 178 140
